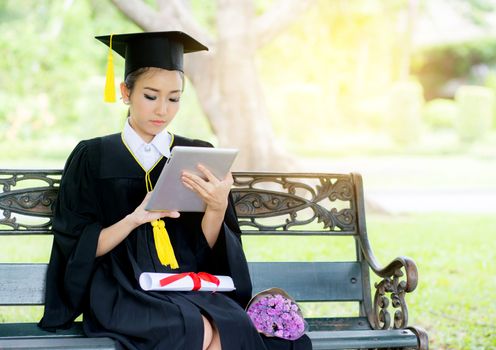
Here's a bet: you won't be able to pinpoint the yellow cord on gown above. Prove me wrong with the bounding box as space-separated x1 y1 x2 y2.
121 133 179 269
145 171 179 269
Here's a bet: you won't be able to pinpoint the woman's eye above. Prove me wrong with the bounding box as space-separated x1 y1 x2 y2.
169 97 180 103
144 94 157 101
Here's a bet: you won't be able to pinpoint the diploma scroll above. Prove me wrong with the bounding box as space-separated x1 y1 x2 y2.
139 272 236 292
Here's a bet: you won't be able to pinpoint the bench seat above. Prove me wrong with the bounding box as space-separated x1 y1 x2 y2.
0 323 418 349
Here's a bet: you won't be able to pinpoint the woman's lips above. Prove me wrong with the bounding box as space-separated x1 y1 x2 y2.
150 120 166 126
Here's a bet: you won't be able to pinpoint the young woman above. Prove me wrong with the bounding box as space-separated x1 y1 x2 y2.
39 31 311 350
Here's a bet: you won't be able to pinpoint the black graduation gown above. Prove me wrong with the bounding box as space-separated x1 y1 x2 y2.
39 133 312 350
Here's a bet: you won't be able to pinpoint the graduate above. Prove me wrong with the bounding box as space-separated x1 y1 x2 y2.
38 31 312 350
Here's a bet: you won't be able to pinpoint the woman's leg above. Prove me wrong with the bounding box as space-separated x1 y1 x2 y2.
202 315 213 350
202 315 222 350
207 321 221 350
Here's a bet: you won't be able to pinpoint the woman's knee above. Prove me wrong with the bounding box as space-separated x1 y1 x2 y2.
202 315 213 350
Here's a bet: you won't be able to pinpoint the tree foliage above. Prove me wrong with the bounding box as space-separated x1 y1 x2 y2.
0 0 140 150
412 38 496 99
2 0 494 163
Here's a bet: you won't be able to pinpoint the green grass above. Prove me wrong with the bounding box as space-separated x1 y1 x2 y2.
244 213 496 350
365 214 496 350
1 214 495 349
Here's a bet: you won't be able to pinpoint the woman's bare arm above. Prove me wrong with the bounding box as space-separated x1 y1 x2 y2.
96 192 180 257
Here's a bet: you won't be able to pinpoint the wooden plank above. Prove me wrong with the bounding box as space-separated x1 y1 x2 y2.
249 262 363 302
0 262 364 305
306 317 371 332
0 327 418 350
0 337 116 349
0 319 372 339
0 264 46 305
0 324 418 350
308 329 419 349
0 328 418 350
0 322 84 339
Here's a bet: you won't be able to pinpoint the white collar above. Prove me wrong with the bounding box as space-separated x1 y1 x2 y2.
122 118 172 159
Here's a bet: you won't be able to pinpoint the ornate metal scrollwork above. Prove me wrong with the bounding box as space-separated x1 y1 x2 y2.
0 170 61 234
232 173 357 234
0 189 58 216
1 170 358 235
373 268 409 330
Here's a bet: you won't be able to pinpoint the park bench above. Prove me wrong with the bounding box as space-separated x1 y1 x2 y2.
0 169 428 349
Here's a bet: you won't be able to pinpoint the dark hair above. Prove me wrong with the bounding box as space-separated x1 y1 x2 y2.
124 67 185 116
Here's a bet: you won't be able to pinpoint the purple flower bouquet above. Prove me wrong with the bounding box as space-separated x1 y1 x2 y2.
246 288 307 340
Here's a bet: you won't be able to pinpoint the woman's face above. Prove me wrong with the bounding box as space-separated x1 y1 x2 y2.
121 68 183 143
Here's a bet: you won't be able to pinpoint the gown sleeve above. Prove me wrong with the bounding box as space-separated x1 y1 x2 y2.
39 140 103 330
209 192 253 308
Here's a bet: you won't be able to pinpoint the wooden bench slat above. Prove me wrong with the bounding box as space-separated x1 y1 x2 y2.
308 329 419 349
1 262 363 305
0 337 116 349
0 322 85 339
0 319 372 339
0 333 418 350
249 262 363 302
306 317 370 332
0 264 46 305
0 327 418 350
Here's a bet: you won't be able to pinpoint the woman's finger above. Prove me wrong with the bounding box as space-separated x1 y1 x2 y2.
161 210 180 218
148 210 180 221
182 171 210 190
197 164 219 184
182 175 211 199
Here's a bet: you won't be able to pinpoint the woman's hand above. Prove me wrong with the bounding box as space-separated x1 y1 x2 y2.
181 165 233 213
97 192 179 257
128 192 180 229
181 165 233 248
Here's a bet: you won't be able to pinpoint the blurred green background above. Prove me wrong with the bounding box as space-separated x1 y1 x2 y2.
1 0 496 349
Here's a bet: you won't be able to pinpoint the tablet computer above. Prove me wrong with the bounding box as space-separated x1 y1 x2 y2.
145 146 238 212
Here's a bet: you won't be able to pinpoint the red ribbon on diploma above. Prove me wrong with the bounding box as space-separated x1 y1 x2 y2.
159 272 220 291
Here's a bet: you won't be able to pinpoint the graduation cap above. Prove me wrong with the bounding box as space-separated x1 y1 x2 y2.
95 31 208 102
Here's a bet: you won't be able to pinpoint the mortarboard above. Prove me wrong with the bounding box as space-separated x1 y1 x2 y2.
95 31 208 103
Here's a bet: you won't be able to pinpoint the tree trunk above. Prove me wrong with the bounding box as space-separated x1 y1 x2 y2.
111 0 314 170
202 1 285 170
397 0 419 80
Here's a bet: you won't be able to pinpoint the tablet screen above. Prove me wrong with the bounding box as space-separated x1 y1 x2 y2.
145 146 238 212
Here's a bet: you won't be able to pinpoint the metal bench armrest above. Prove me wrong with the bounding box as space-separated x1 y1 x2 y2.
352 173 420 331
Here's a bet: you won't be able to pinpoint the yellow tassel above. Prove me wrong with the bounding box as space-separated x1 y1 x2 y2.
152 219 179 269
104 34 116 103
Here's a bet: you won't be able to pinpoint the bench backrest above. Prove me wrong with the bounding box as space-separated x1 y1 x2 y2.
0 170 372 331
